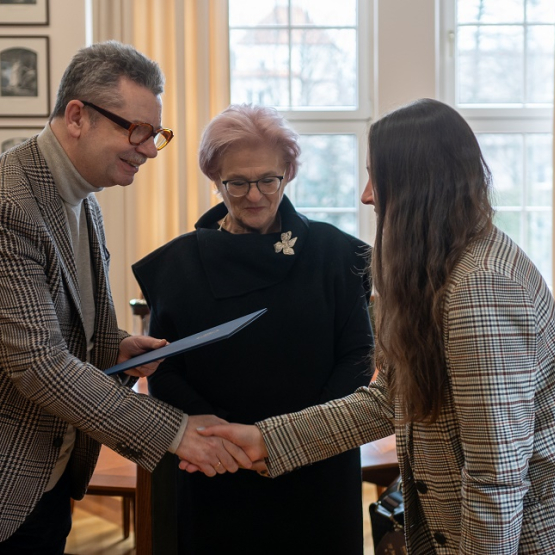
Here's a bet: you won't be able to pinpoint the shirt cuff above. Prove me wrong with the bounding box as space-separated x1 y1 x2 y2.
168 414 189 454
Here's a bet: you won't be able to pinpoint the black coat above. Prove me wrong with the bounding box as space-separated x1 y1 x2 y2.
133 196 374 554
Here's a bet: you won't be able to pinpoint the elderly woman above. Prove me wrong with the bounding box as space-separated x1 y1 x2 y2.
132 104 373 554
199 99 555 554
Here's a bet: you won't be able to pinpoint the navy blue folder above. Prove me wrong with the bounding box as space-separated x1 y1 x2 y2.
104 308 267 376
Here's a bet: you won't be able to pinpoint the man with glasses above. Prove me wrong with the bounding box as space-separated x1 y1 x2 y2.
0 41 249 554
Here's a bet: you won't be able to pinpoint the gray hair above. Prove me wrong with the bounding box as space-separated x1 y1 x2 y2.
50 40 165 121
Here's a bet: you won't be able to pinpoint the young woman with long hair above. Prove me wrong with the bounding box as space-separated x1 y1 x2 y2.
370 98 493 424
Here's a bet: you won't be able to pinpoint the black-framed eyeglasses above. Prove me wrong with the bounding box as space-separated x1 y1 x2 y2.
221 176 284 197
80 100 174 151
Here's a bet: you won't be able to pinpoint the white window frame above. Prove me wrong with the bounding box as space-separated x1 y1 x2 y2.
228 0 375 243
439 0 554 288
439 0 553 127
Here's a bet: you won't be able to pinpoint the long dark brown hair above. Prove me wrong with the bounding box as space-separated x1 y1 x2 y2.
370 99 493 423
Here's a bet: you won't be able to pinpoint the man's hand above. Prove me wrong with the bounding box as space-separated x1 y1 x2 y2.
118 335 168 378
175 415 253 477
192 423 269 470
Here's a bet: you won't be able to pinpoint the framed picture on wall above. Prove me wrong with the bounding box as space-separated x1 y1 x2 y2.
0 0 49 26
0 36 50 117
0 126 41 153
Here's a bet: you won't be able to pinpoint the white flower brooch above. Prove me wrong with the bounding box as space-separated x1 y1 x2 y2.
274 231 297 255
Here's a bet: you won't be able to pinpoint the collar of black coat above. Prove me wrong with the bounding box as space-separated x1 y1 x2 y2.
195 195 309 299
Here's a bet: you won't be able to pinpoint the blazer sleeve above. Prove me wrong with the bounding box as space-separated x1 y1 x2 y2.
445 270 537 554
257 372 395 477
0 187 183 471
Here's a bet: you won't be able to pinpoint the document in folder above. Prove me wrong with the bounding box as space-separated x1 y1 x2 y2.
104 308 267 376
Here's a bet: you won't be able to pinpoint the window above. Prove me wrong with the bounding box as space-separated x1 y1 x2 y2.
228 0 373 240
441 0 555 287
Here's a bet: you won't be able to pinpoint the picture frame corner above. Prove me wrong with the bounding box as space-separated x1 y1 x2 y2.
0 0 50 27
0 34 50 118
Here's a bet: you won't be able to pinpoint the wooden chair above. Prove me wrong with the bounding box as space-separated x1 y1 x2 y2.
84 379 154 550
135 465 153 554
85 445 137 540
130 299 155 555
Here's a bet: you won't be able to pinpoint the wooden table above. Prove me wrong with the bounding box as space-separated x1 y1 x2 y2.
360 434 399 492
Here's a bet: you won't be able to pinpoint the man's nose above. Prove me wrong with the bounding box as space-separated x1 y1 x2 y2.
136 137 158 159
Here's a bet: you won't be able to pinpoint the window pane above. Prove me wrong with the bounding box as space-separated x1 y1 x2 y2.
288 134 359 235
479 134 523 206
480 132 552 287
527 0 555 24
457 0 523 24
291 0 357 26
526 211 552 285
527 25 555 104
230 29 290 107
458 26 524 104
229 0 359 110
291 29 357 108
454 2 554 288
291 134 357 208
229 0 287 27
493 210 521 243
527 134 553 206
299 211 358 235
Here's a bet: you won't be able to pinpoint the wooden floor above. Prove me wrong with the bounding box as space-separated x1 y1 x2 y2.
66 495 135 555
66 482 379 555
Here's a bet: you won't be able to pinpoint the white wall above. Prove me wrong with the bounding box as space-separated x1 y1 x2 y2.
374 0 438 118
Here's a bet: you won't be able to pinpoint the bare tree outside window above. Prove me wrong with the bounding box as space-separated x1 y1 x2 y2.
230 2 357 109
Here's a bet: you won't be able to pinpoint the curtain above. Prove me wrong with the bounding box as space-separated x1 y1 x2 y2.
92 0 230 329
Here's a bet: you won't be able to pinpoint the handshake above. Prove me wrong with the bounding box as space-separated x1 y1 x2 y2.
174 415 270 477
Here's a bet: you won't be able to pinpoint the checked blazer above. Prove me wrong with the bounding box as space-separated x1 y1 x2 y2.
0 136 183 541
257 226 555 554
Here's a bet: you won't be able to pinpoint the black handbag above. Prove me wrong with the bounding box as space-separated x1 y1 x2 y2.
369 475 407 554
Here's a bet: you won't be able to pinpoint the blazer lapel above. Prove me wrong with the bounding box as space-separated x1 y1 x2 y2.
23 140 84 327
84 196 108 311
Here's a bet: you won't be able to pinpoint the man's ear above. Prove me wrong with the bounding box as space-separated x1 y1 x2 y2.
65 100 87 139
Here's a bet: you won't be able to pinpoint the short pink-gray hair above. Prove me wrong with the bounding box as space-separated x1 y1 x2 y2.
198 104 301 182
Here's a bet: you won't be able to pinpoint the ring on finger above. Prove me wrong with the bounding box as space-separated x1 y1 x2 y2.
215 461 222 469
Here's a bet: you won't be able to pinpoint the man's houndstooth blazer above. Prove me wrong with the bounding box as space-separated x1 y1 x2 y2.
0 136 182 541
